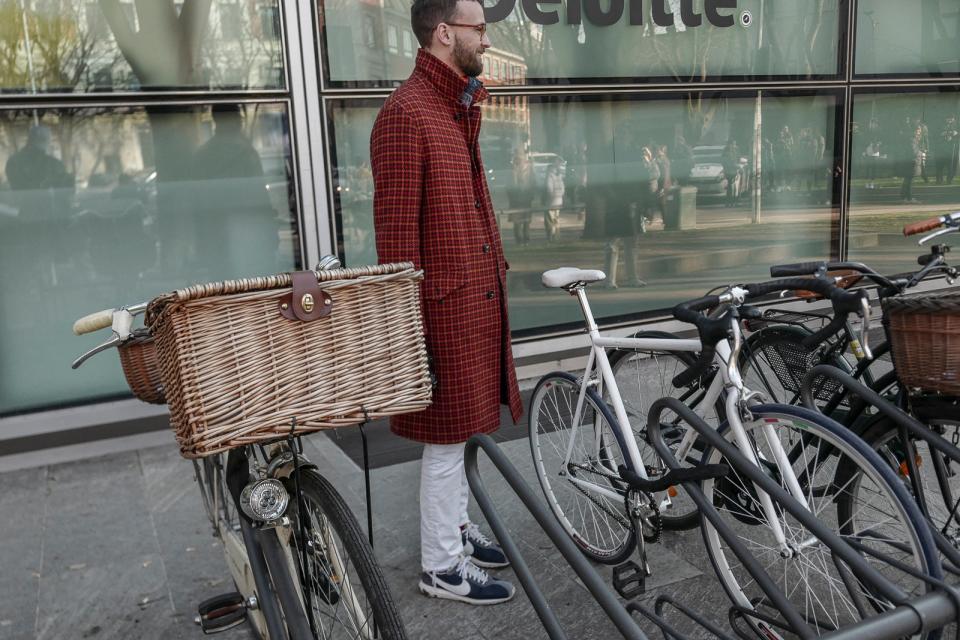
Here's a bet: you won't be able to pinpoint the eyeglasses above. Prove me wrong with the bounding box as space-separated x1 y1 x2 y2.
443 22 487 37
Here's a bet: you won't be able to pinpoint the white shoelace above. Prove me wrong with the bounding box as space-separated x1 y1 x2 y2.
455 555 491 585
463 522 494 547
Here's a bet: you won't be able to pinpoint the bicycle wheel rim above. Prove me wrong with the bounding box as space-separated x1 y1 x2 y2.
700 408 936 637
530 371 636 564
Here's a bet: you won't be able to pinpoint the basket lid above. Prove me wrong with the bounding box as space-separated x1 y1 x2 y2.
145 262 420 326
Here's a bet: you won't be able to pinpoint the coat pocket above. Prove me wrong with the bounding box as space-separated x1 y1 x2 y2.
423 268 467 302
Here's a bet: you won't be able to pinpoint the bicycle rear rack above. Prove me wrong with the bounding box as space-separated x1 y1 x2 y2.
465 394 960 639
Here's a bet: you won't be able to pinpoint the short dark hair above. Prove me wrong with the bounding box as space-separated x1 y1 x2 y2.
411 0 481 47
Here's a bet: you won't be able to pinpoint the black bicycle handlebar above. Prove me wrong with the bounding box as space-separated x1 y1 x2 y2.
671 296 729 389
744 278 868 350
671 278 869 388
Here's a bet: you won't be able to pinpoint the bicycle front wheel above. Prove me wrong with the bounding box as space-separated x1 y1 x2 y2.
860 409 960 555
283 470 407 640
530 371 636 564
700 405 940 637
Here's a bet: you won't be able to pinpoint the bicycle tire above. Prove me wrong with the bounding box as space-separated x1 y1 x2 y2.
607 330 721 530
700 404 941 638
529 371 637 565
284 469 407 640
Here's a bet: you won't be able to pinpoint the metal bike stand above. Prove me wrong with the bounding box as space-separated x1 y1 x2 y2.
467 413 960 640
801 364 960 571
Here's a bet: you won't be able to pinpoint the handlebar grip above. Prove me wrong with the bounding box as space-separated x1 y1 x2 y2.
800 314 847 350
769 261 826 277
903 217 943 236
673 345 716 389
73 309 114 335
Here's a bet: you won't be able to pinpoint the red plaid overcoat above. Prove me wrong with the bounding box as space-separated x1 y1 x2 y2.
370 50 523 444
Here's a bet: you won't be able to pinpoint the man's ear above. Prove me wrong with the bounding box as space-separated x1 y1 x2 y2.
434 23 452 47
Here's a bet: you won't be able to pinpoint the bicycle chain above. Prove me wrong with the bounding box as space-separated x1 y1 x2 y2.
567 462 632 530
566 462 663 543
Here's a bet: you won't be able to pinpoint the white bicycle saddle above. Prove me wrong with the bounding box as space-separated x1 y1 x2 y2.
541 268 607 288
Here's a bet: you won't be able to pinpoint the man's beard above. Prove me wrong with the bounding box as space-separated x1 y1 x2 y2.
453 35 483 77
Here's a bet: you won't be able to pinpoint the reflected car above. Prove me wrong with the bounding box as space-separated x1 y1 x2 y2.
530 152 566 188
687 145 750 197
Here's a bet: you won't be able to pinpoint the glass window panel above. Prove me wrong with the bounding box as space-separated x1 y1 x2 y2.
319 0 843 86
0 102 299 415
0 0 284 93
856 0 960 76
329 91 839 332
849 90 960 273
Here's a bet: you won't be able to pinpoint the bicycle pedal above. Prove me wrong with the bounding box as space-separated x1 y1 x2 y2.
195 592 248 634
612 560 647 599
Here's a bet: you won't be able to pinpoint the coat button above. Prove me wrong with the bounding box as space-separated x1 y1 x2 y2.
485 291 495 300
474 199 481 209
482 244 490 253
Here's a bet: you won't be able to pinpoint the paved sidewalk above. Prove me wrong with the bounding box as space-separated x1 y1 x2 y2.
1 431 732 640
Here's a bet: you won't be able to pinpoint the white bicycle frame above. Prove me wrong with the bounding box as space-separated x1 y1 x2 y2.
562 284 808 554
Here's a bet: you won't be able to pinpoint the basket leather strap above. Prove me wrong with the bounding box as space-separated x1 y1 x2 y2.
280 271 332 322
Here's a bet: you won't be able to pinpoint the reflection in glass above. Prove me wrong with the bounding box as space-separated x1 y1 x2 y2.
0 103 298 414
330 91 839 331
0 0 285 93
849 91 960 272
856 0 960 76
319 0 842 85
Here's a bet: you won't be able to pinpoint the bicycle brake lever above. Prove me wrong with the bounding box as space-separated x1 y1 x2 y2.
858 296 873 361
918 226 957 245
71 335 122 369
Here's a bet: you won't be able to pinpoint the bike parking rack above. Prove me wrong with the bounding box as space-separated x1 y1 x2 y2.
801 364 960 573
465 393 960 639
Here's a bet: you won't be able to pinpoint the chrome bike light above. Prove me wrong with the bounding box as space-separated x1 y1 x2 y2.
239 478 289 523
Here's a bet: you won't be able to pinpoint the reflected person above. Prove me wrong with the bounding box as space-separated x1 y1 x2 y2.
6 125 75 283
191 104 277 278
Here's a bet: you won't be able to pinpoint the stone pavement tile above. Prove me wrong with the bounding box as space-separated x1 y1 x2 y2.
0 467 45 640
137 446 254 638
34 555 172 640
0 468 47 638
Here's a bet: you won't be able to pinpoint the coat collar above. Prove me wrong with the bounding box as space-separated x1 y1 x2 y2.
414 49 489 107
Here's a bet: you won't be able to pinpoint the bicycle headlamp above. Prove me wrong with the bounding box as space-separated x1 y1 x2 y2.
239 478 289 523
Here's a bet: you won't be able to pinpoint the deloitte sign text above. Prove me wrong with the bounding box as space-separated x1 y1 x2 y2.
484 0 751 29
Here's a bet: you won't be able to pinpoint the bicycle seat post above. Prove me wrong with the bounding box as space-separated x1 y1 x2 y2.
567 284 600 336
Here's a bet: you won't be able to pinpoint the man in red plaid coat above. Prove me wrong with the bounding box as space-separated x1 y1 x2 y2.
371 0 523 606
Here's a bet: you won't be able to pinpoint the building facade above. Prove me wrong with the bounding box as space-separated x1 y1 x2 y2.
1 0 959 444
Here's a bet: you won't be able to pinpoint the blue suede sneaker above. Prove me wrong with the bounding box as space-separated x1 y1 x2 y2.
418 556 515 605
461 522 510 569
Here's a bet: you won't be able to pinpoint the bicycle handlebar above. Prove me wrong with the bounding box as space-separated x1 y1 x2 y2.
744 278 871 355
671 295 729 389
769 260 897 290
904 217 945 237
671 278 871 388
73 308 114 335
769 261 827 277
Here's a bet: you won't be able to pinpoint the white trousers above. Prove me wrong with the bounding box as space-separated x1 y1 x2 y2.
420 442 470 573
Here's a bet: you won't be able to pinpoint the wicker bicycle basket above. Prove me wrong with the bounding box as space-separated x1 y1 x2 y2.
882 290 960 397
118 335 165 405
145 263 433 458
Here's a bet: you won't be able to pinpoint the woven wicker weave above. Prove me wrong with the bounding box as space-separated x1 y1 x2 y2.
883 290 960 397
118 336 165 404
146 263 432 458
